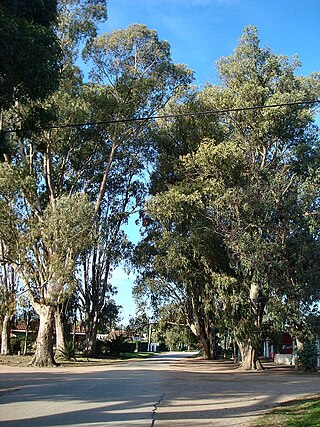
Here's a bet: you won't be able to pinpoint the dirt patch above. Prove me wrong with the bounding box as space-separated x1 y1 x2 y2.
0 355 32 367
154 357 320 426
172 356 320 376
0 354 129 368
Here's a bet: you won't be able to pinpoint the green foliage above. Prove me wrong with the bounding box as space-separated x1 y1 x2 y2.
57 341 76 360
97 300 122 334
96 333 130 358
57 0 107 65
126 314 149 338
10 336 22 354
297 341 319 372
84 23 193 118
41 193 95 256
163 324 197 351
138 25 320 366
0 0 61 109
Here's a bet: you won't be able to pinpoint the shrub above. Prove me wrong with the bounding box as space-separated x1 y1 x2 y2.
122 341 136 353
296 340 319 371
138 341 148 352
96 335 138 358
10 337 22 354
58 341 76 360
104 333 128 358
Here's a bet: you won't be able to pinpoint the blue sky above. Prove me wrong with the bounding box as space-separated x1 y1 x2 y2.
104 0 320 324
105 0 320 85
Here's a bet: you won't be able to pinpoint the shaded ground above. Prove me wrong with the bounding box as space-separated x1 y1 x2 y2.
155 358 320 426
0 353 319 426
0 352 153 368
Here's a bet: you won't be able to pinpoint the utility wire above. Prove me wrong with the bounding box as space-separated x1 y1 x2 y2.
2 99 320 135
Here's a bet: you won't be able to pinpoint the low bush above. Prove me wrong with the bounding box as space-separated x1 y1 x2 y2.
57 341 76 360
10 337 22 354
297 340 319 371
97 333 133 358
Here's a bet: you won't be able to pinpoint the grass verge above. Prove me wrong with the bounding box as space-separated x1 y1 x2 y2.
253 395 320 427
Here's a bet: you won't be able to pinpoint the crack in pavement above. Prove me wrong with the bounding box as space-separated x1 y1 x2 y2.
150 393 165 426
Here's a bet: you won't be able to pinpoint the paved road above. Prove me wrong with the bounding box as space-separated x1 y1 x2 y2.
0 352 189 427
0 353 319 426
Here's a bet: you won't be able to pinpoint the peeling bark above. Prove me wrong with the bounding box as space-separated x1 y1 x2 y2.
54 308 65 358
237 281 264 370
1 315 11 355
238 340 264 370
30 304 57 367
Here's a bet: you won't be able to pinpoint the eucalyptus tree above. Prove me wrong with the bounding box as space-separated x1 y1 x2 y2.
201 26 320 368
56 0 107 68
75 24 193 357
144 26 320 369
0 174 18 355
134 91 228 359
0 0 60 352
0 0 108 366
0 260 18 355
0 0 60 111
134 221 227 359
0 17 192 365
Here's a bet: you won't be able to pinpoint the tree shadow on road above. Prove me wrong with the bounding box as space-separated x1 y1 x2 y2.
0 357 319 426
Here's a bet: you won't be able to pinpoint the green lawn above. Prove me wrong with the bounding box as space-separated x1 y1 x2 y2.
122 351 156 359
254 395 320 427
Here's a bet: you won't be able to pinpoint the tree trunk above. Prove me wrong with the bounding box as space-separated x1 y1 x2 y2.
238 340 264 370
1 314 11 355
236 281 264 370
54 308 65 358
190 316 217 360
296 337 304 351
199 334 211 359
233 340 238 363
30 304 57 367
209 324 218 360
84 311 98 357
23 313 30 356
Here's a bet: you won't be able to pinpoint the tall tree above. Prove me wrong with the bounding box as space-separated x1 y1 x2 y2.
134 215 228 360
77 24 193 357
0 19 192 365
0 261 17 355
0 0 108 366
143 26 320 369
133 88 228 359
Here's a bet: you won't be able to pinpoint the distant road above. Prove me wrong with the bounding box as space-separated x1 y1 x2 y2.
0 352 319 426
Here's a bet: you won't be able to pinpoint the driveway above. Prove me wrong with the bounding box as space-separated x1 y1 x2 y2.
0 352 319 426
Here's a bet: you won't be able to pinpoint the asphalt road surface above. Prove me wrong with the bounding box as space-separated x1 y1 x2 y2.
0 352 319 426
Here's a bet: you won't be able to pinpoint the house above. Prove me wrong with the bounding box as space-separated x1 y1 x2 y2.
264 333 320 368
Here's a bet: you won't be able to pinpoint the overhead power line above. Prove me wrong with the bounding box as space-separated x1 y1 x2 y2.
3 99 320 135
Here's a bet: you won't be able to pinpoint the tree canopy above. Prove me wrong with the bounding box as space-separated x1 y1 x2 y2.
136 26 320 369
0 0 61 109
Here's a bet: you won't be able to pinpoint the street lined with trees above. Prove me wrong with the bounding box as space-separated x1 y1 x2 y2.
0 1 320 371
